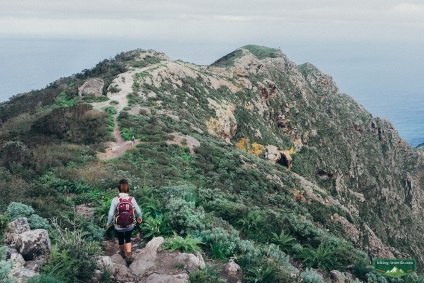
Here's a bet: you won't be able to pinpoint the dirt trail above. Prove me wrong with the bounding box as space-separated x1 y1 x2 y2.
93 68 152 160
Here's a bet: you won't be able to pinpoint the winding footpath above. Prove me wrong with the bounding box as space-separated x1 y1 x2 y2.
92 69 143 160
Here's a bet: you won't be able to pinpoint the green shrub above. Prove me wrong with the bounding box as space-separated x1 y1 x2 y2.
189 265 226 283
141 212 171 239
6 201 34 219
43 220 100 283
237 209 265 233
245 266 277 283
300 243 341 272
200 227 240 260
25 274 64 283
300 268 325 283
163 232 202 253
28 214 50 230
366 271 388 283
0 214 10 238
165 197 204 235
0 246 14 283
5 202 50 230
271 229 296 254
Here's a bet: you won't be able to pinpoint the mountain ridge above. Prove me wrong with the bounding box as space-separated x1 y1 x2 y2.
1 45 423 282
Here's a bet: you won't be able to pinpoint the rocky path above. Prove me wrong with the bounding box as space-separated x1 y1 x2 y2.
92 67 154 160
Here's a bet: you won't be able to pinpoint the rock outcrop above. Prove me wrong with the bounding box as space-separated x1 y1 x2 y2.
2 217 51 282
98 237 205 283
78 78 104 97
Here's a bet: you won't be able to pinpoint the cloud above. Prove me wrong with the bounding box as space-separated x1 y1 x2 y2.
0 0 423 43
393 3 424 14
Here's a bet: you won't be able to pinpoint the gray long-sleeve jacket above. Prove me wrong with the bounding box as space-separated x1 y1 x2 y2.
107 193 142 232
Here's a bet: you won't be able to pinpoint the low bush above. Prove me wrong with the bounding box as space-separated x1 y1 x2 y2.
141 212 171 239
28 214 50 230
301 268 325 283
165 197 205 235
25 274 64 283
5 202 50 229
5 201 34 219
271 230 297 254
189 265 226 283
43 220 101 283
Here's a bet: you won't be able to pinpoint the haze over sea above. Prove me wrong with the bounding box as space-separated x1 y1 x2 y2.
0 38 423 147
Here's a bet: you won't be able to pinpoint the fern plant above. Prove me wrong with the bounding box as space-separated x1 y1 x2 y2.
300 243 340 272
245 266 276 283
271 229 296 253
141 212 171 239
237 210 264 233
163 232 202 253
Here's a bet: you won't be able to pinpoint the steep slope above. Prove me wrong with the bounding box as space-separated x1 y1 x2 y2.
0 46 423 282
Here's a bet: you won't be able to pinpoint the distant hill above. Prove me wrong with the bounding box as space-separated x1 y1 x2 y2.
1 45 423 282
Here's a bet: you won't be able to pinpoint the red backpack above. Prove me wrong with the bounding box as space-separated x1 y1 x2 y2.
114 196 135 228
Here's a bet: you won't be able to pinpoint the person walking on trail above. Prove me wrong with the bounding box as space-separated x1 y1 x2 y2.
106 179 142 263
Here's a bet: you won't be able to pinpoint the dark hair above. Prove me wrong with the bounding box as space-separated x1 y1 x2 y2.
118 179 129 193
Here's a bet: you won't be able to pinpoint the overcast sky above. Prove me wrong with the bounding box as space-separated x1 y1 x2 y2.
1 0 423 144
2 0 424 44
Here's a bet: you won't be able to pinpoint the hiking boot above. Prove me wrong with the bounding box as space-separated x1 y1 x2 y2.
119 250 126 259
125 252 133 264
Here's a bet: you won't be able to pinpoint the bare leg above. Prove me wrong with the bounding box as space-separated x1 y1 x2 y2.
125 243 132 253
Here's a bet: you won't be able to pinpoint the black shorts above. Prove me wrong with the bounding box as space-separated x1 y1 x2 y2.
115 229 133 245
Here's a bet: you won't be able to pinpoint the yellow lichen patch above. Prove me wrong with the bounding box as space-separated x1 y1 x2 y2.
235 138 264 156
235 137 249 151
250 142 265 156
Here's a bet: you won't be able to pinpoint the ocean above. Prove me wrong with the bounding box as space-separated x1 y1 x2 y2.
0 38 423 147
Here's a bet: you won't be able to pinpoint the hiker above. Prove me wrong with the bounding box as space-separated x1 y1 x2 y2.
131 135 135 147
106 179 142 262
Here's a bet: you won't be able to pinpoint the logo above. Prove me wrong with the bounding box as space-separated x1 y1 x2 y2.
373 259 416 278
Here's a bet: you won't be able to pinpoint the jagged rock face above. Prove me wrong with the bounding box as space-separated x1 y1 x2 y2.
78 78 104 97
108 45 423 264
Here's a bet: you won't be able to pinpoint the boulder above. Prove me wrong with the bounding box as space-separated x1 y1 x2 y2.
110 253 127 265
129 237 164 276
19 229 51 260
145 273 189 283
97 256 114 273
11 267 39 283
78 78 104 97
265 145 282 162
114 263 135 282
330 270 345 283
174 252 205 272
224 259 241 278
3 218 30 249
8 217 30 234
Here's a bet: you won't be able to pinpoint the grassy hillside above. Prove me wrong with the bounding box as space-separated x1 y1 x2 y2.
0 46 423 282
